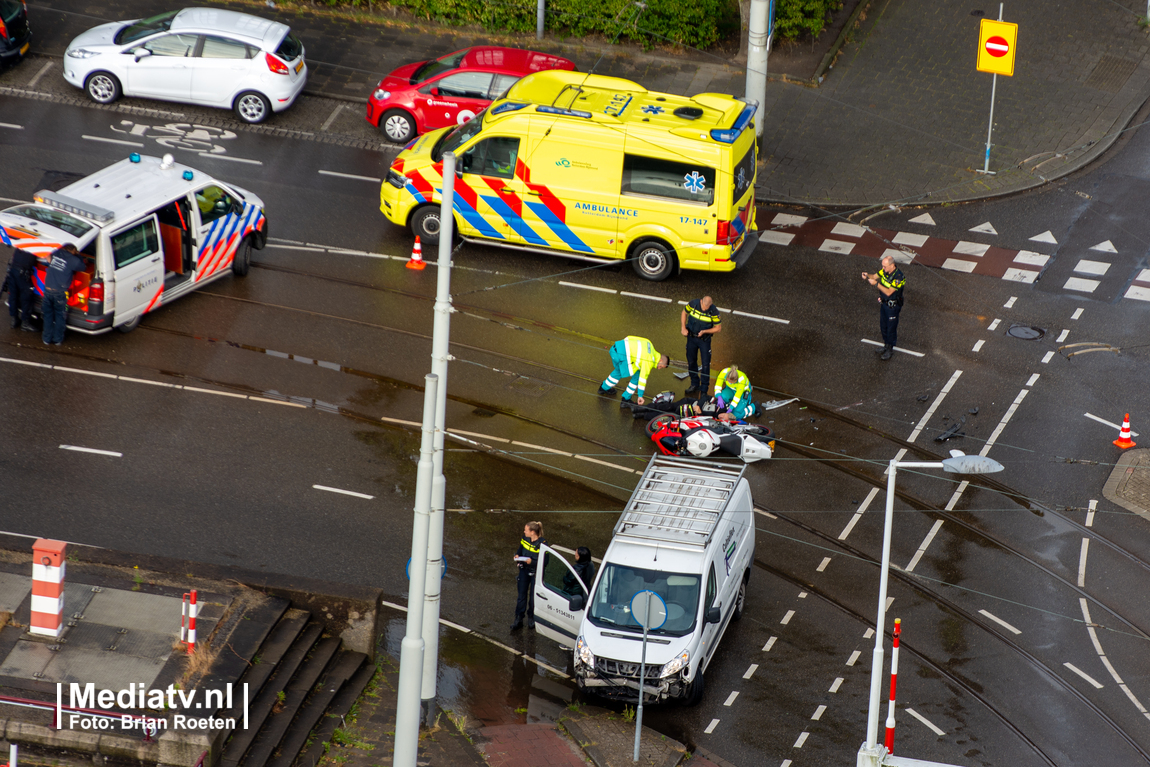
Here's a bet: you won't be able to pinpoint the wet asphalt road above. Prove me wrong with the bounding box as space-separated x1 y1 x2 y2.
3 89 1150 767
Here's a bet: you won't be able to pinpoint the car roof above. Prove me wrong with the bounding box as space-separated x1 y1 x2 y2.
171 7 289 48
458 46 575 75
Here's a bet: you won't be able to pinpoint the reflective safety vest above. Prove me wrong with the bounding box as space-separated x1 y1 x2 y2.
715 367 751 407
621 336 662 395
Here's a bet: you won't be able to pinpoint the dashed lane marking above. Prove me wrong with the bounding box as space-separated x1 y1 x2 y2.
781 610 795 625
60 445 121 458
1057 329 1070 342
972 340 985 352
704 719 719 734
743 664 758 679
839 486 880 540
1042 351 1055 363
0 122 23 130
1004 296 1017 308
1084 412 1139 436
905 519 944 572
817 557 831 572
811 705 826 721
763 636 777 652
559 280 615 294
1078 538 1089 587
512 440 572 456
861 339 925 357
1026 373 1040 387
864 628 875 639
905 708 946 736
846 650 861 666
318 168 381 183
82 135 143 147
449 429 510 443
988 318 1001 331
978 609 1021 635
1087 499 1097 528
313 484 375 500
619 291 672 303
1064 662 1104 689
793 732 809 748
829 678 844 693
199 152 262 165
908 369 963 443
1072 308 1084 320
979 386 1029 457
733 309 789 324
723 691 739 706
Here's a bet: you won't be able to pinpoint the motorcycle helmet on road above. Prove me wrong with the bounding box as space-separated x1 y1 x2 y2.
685 430 720 457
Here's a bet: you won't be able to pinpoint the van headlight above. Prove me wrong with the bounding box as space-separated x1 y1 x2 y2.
575 636 595 669
66 48 100 59
659 650 689 678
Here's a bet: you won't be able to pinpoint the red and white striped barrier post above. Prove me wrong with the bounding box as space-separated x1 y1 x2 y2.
885 618 902 753
181 590 198 654
31 540 66 638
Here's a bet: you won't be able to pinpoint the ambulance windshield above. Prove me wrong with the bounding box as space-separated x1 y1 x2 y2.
433 111 486 162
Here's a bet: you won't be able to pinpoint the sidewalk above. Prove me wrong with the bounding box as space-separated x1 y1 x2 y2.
25 0 1150 206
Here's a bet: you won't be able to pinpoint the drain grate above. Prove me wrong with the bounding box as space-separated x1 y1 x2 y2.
1085 56 1139 94
507 377 554 397
1006 324 1045 340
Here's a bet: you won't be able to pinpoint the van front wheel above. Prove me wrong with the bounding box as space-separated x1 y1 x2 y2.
685 670 705 706
733 577 746 621
631 240 676 281
411 205 443 246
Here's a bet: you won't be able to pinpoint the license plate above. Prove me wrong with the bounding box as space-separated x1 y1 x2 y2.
294 59 304 74
19 43 30 56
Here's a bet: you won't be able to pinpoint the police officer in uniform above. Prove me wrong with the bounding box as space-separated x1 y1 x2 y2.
681 296 722 395
511 521 545 632
863 256 905 360
5 246 37 331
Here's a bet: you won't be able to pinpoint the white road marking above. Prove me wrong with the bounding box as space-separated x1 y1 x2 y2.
831 222 866 237
892 231 928 247
619 291 672 303
704 719 719 734
26 61 54 89
781 609 795 625
978 609 1021 635
1004 296 1017 308
1064 277 1099 293
1086 499 1097 527
1084 412 1139 436
987 318 1000 331
318 169 381 183
760 230 795 245
829 677 844 693
972 340 985 352
953 241 989 256
82 135 143 147
884 247 915 264
55 365 117 379
511 440 571 456
250 396 307 408
1026 373 1040 387
839 486 880 540
1030 230 1058 244
941 257 977 272
763 636 777 652
1002 268 1038 283
1123 285 1150 301
817 557 831 572
1089 240 1117 253
558 281 616 294
811 705 827 720
184 385 247 399
1013 250 1049 266
798 591 808 599
781 761 793 767
907 369 963 444
846 650 861 666
908 212 936 225
793 732 809 748
756 509 778 519
1072 308 1084 319
313 484 375 500
60 445 121 458
198 153 262 165
864 628 874 639
772 213 807 226
1057 329 1069 342
573 454 639 473
263 244 327 252
0 122 22 130
1074 259 1110 276
905 708 945 736
979 387 1029 457
1042 351 1055 363
449 429 510 443
723 691 739 706
905 519 944 572
743 664 758 679
319 104 346 132
969 221 997 235
733 309 789 324
380 416 421 427
1078 538 1089 587
1064 662 1104 689
886 596 895 611
820 239 855 254
860 339 925 357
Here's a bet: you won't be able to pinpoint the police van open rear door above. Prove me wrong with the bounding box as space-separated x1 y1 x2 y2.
110 214 164 326
533 544 587 648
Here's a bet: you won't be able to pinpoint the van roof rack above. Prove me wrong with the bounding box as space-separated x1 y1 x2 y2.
614 455 748 549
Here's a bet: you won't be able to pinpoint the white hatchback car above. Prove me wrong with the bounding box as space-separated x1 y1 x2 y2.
63 8 307 124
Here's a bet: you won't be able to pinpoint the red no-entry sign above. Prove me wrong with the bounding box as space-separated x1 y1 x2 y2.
985 36 1009 58
976 19 1018 76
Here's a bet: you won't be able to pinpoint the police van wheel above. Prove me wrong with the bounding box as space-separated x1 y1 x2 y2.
85 72 121 104
631 240 676 282
233 238 252 277
732 577 746 621
234 92 271 124
116 315 141 334
411 205 442 245
646 414 675 437
381 109 416 144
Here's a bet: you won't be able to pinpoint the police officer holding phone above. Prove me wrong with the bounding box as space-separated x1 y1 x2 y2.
862 256 905 361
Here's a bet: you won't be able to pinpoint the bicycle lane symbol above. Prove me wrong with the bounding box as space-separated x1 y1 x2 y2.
111 121 237 154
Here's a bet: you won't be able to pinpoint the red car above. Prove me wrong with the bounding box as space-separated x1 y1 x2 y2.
367 46 576 144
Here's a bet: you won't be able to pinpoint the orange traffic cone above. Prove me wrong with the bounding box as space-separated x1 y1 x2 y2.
406 236 426 271
1114 413 1136 449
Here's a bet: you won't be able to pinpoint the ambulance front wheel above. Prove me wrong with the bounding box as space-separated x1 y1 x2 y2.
381 109 416 144
411 205 446 245
631 240 676 281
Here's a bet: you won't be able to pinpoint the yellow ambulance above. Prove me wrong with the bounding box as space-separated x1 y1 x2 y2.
379 70 759 281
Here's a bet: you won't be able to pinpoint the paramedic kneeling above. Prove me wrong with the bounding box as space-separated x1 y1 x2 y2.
715 365 756 419
42 244 86 347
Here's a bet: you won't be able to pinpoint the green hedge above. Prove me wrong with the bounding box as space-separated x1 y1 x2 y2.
773 0 842 42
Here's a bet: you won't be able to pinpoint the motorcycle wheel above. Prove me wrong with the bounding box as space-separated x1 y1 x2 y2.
646 414 676 437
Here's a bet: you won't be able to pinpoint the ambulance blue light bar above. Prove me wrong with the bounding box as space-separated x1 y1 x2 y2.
32 190 114 223
492 101 528 115
710 103 757 144
536 105 592 119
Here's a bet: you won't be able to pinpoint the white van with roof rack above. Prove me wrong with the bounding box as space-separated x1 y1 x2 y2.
533 455 754 704
0 153 267 334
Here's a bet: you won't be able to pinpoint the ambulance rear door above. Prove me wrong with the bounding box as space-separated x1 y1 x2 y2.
110 214 164 325
721 132 758 263
522 119 623 259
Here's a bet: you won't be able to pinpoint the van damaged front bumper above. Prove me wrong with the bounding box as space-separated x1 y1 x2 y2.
576 671 685 703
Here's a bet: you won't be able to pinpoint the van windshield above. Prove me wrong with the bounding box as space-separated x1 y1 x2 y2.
432 111 486 161
6 206 93 238
588 564 699 637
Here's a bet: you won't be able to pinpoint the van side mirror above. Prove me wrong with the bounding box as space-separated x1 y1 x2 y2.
568 594 585 612
705 606 721 624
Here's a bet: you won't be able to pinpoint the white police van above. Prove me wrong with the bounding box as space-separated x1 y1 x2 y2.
0 153 267 333
533 455 754 704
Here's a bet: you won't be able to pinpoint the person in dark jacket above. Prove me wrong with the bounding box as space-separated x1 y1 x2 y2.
41 244 87 346
5 247 37 331
572 547 595 591
511 521 544 632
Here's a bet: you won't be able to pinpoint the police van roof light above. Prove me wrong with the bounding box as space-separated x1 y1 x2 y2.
183 170 194 181
709 103 757 144
32 190 115 224
129 153 141 163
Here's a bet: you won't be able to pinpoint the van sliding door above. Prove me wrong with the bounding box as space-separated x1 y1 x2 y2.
111 215 164 325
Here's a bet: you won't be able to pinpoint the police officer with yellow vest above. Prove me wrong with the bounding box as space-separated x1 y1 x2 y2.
681 296 722 396
862 255 906 361
598 336 669 406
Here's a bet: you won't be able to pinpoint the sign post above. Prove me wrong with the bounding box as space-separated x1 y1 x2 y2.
975 6 1017 174
630 590 667 763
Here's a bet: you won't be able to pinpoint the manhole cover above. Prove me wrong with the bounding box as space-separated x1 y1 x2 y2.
1007 324 1045 340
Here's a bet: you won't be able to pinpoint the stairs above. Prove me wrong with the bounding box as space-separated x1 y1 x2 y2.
220 609 373 767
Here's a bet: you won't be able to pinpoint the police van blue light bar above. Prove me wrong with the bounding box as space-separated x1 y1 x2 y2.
536 105 592 119
32 190 115 223
492 101 528 115
710 103 758 144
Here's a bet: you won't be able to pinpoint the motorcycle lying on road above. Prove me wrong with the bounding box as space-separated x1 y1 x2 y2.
646 413 776 463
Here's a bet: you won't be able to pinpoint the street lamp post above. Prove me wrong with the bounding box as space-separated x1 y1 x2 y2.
858 454 1003 767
